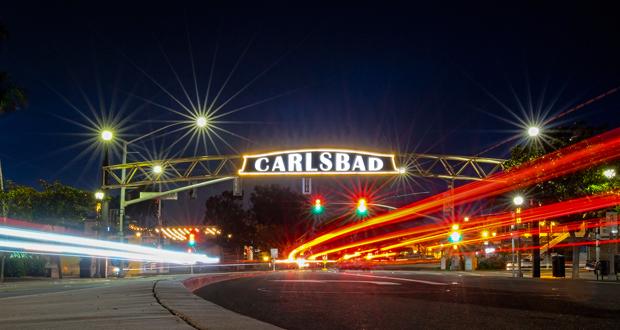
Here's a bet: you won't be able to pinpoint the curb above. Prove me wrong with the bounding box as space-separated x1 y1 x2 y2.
154 273 282 330
182 272 270 292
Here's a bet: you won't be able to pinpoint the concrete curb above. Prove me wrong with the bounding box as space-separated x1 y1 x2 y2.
155 274 282 330
182 272 271 292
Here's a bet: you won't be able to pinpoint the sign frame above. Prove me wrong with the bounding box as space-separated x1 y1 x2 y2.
238 148 399 176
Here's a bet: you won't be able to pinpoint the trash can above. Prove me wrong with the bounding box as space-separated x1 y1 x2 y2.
598 260 610 276
79 257 92 278
552 255 565 277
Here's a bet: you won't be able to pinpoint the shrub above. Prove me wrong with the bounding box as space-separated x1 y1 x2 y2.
477 255 507 270
3 253 47 277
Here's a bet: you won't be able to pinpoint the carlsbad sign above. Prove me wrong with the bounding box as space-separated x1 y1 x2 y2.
238 149 399 176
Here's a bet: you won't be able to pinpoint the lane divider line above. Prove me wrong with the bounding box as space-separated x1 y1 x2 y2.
341 272 449 286
270 280 400 286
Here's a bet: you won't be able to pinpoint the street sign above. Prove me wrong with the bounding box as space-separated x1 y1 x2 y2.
139 192 178 200
233 177 242 196
606 212 618 236
238 149 399 176
302 178 311 195
270 248 278 259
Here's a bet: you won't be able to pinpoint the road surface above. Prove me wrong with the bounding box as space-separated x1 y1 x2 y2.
195 270 620 329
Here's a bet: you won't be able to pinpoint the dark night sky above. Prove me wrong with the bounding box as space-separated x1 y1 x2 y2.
1 2 619 224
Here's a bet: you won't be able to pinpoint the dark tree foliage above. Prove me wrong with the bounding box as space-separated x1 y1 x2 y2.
249 185 310 252
0 23 27 115
506 123 619 217
0 180 95 227
204 191 253 248
204 185 311 252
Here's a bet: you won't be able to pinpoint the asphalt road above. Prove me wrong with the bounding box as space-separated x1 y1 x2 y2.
195 270 620 329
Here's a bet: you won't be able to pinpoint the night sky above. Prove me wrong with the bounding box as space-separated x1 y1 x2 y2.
1 2 619 224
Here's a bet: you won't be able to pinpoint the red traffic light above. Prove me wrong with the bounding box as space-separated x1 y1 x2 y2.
312 198 324 214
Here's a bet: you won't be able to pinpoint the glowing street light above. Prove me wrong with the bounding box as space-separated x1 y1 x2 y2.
100 129 114 141
152 165 163 174
196 116 208 128
513 195 524 206
398 166 407 174
603 168 616 179
527 126 540 137
94 191 105 201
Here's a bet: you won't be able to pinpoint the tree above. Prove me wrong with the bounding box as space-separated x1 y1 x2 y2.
249 185 311 252
507 123 620 278
203 185 312 257
32 180 95 227
0 181 96 279
204 191 253 248
0 23 27 115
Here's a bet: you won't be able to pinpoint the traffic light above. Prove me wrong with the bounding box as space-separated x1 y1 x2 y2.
188 233 196 247
356 198 368 216
448 230 461 243
312 198 324 215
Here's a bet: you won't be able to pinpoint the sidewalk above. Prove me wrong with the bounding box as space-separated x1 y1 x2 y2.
365 268 620 281
0 274 280 330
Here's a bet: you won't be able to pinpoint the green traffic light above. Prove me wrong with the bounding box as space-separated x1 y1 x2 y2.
312 199 324 215
449 231 461 243
356 198 368 216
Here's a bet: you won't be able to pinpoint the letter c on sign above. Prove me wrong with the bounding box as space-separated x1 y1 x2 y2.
255 157 269 172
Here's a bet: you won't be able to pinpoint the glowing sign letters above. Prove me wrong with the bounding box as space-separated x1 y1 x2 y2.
238 149 398 176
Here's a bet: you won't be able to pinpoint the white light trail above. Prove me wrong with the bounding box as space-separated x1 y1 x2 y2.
0 239 181 264
0 226 219 264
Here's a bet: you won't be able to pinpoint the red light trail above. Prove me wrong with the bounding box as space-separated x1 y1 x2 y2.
305 191 620 259
290 127 620 260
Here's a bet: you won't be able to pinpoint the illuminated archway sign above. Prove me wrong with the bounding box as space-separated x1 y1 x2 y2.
238 149 399 176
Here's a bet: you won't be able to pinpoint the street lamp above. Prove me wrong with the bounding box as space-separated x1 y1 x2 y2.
603 168 616 179
152 165 163 175
100 130 114 142
513 195 524 206
196 116 208 128
94 191 105 200
527 126 540 137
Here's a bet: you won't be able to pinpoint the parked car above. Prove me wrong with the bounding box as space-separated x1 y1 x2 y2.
506 258 532 270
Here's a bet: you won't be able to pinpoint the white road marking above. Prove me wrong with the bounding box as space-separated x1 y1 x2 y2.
342 272 449 286
270 279 400 286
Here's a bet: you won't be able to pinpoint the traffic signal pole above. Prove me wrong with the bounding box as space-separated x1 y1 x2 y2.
532 220 541 278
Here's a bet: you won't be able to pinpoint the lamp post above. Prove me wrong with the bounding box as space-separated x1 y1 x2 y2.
116 117 208 242
512 195 524 278
603 168 617 275
94 190 106 277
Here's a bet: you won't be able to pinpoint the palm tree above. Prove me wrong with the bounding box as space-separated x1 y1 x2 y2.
0 23 27 115
0 72 27 114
